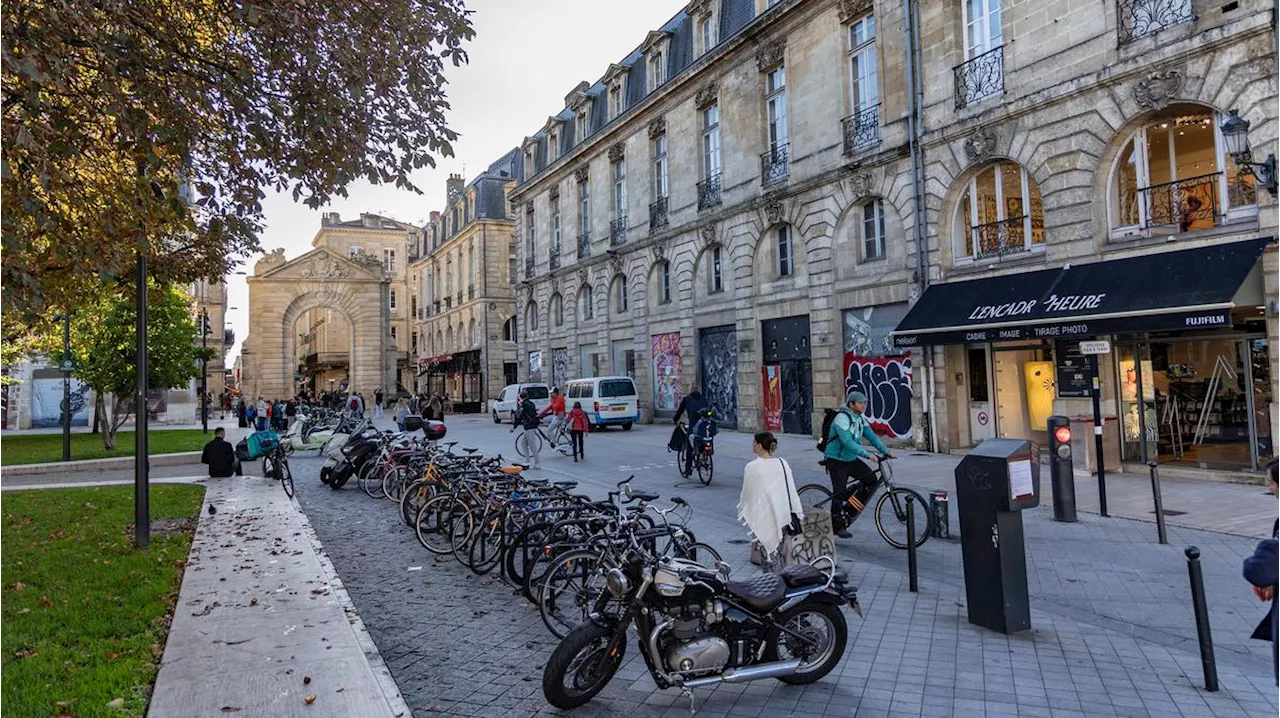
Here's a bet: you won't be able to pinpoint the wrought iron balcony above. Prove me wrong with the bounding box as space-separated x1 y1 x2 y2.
609 217 628 246
467 284 475 300
577 231 591 260
444 296 453 309
954 46 1004 109
524 255 534 279
697 174 722 210
1117 0 1196 45
433 299 441 313
760 143 789 186
970 216 1042 259
842 104 880 155
1139 172 1221 231
649 196 669 232
549 247 561 270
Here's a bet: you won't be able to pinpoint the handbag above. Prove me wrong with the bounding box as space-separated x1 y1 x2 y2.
780 460 803 537
750 534 796 568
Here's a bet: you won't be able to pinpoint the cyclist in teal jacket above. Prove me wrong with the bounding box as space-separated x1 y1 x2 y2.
823 389 893 537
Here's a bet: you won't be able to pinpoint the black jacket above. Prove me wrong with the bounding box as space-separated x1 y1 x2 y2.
201 438 237 478
1244 517 1274 686
673 392 707 426
517 398 540 430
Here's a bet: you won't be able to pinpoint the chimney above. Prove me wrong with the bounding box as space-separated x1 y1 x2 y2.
322 211 340 225
429 211 440 222
446 173 465 198
361 212 377 228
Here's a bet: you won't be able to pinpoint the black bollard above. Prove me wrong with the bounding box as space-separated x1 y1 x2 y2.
1184 546 1220 692
1148 460 1168 545
907 494 918 593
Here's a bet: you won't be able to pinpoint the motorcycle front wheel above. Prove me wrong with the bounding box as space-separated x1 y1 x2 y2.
763 601 847 685
542 621 626 710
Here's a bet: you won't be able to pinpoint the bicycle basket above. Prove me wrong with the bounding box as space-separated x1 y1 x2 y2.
246 430 280 459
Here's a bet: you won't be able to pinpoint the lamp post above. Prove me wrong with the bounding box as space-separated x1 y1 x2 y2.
200 306 209 433
1220 110 1277 197
52 314 72 462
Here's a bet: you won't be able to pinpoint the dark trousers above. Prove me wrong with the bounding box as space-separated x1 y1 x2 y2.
255 416 268 431
570 430 585 459
827 458 876 530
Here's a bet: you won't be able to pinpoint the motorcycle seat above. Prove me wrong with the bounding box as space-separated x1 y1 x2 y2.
778 564 848 588
725 573 786 614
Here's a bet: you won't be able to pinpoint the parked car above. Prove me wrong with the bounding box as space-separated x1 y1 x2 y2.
490 383 551 424
563 376 639 431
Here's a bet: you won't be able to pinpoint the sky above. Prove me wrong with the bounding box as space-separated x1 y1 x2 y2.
225 0 688 362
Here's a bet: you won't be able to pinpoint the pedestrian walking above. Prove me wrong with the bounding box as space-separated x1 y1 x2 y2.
567 401 589 462
1244 458 1279 684
739 431 803 568
509 390 542 469
374 387 384 417
393 397 410 432
255 396 269 431
428 393 444 423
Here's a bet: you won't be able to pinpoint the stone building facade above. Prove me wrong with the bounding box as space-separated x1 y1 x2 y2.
510 0 1278 471
241 213 418 401
411 151 522 412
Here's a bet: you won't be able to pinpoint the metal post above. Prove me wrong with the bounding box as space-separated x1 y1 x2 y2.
1184 546 1219 692
1148 460 1167 545
906 494 918 593
201 308 208 433
1090 354 1108 517
134 248 150 549
61 315 71 462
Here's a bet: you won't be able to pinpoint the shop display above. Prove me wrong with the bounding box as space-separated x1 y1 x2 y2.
1022 361 1055 432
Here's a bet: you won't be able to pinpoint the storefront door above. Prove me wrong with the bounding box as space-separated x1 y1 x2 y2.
761 316 812 435
967 346 994 442
699 326 738 430
1118 343 1158 463
992 346 1055 441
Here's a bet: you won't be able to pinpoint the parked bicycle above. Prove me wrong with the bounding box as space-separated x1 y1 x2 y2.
261 442 295 499
796 459 930 549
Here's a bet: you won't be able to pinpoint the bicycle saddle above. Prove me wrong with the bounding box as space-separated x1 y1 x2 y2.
525 478 549 487
463 447 479 454
554 480 578 489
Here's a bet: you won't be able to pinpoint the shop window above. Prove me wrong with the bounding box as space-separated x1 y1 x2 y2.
1108 105 1257 239
954 161 1044 261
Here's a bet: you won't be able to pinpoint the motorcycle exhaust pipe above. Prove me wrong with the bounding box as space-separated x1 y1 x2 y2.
682 659 802 689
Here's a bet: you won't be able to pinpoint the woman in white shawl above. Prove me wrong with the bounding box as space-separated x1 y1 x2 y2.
738 431 804 565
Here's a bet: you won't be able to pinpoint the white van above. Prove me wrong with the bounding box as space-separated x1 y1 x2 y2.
564 376 640 431
490 383 551 424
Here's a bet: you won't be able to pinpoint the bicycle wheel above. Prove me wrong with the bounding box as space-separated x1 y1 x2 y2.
874 488 931 549
697 453 714 485
539 550 608 639
450 506 481 566
262 455 275 480
358 462 385 498
675 446 688 477
399 479 437 527
797 484 834 513
414 494 458 555
468 510 507 575
675 540 721 565
279 459 295 499
382 465 410 503
515 429 543 459
553 428 574 456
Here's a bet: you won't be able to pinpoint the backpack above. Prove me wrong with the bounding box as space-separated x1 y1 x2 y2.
815 408 851 453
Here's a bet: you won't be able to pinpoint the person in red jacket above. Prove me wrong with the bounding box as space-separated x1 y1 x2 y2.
539 387 567 438
567 401 590 462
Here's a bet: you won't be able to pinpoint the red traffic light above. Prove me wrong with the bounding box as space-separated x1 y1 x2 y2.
1054 427 1072 444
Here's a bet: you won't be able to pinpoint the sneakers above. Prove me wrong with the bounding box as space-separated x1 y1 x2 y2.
834 529 852 539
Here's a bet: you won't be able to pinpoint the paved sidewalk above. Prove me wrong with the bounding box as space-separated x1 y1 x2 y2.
148 474 408 718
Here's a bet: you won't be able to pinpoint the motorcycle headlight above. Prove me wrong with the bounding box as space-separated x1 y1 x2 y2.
605 567 630 598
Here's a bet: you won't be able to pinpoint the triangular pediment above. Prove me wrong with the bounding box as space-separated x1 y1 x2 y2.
642 31 671 53
254 247 383 281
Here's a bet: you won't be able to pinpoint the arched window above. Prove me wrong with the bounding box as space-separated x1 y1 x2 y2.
550 293 564 327
502 316 517 341
525 301 539 333
860 199 886 261
579 285 594 321
658 261 672 304
446 326 455 351
435 331 443 352
954 161 1044 260
776 225 793 276
614 274 629 313
1109 105 1256 238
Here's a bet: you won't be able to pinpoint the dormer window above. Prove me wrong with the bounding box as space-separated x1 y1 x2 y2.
609 85 623 119
699 15 716 55
642 31 672 94
523 147 535 180
576 111 589 144
649 51 665 90
603 63 629 120
549 127 560 161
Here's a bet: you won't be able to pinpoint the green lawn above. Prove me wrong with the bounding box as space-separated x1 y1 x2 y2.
1 484 205 718
0 429 212 466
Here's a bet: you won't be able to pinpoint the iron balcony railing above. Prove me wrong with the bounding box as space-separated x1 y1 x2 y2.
1140 172 1221 231
549 247 561 270
649 196 669 232
433 299 441 313
842 104 880 154
524 255 534 279
444 296 453 309
1117 0 1196 45
760 143 789 186
969 215 1043 259
697 173 722 210
577 231 591 260
610 217 628 246
954 45 1004 109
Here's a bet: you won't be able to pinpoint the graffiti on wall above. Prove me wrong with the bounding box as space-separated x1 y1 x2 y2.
762 365 782 432
843 304 913 440
651 332 683 412
551 348 570 389
699 327 738 429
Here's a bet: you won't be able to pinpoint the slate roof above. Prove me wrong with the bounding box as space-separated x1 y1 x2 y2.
519 0 772 181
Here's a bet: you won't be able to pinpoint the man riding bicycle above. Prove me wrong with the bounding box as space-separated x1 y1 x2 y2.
539 387 567 439
673 389 716 477
824 389 894 538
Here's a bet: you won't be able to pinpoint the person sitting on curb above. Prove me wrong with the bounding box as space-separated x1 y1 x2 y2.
201 427 239 478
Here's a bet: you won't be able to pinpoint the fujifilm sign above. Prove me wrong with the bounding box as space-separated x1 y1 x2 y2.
967 293 1107 321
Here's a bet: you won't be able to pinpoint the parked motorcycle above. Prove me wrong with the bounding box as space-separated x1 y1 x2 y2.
541 509 861 710
282 408 335 453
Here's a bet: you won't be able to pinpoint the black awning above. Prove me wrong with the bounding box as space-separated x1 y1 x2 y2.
893 237 1272 347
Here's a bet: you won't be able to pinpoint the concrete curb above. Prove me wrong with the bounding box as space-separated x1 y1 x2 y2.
2 451 200 477
289 491 412 718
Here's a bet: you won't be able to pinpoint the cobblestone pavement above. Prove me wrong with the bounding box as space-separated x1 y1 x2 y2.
292 417 1279 717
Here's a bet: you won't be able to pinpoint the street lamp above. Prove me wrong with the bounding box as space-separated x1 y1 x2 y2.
1220 110 1277 197
51 314 72 462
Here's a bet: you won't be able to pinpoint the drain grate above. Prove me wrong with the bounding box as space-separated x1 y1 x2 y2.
1153 509 1187 517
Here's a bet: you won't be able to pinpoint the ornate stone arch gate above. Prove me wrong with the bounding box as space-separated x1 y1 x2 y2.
242 248 395 400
